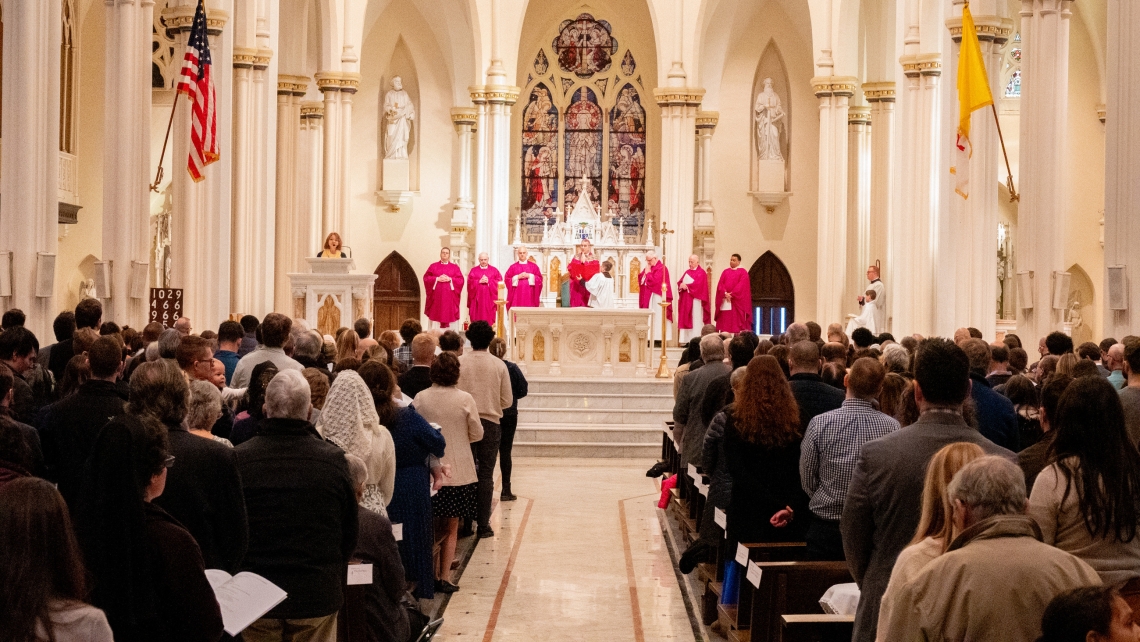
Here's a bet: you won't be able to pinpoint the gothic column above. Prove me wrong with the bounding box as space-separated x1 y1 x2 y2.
1017 0 1072 341
812 76 857 327
231 47 274 317
846 105 871 312
1104 0 1140 335
654 88 703 291
102 0 153 328
471 94 490 259
273 76 307 312
694 112 717 267
889 54 942 335
450 108 478 269
864 82 894 282
315 72 359 240
167 1 233 327
941 5 1012 338
298 101 324 259
469 86 519 267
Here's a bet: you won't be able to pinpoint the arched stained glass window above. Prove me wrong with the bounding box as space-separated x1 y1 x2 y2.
520 83 560 224
1002 33 1021 99
607 83 646 226
563 86 602 212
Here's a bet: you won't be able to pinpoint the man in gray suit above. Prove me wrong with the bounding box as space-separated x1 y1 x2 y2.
841 337 1014 642
673 334 731 467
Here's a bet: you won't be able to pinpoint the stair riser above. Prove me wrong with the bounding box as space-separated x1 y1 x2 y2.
517 410 672 425
526 382 673 395
511 444 660 458
520 395 673 410
513 428 661 444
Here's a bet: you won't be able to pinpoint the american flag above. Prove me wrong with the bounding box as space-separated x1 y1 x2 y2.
176 0 218 182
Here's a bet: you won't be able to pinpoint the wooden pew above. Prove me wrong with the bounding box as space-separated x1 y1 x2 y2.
780 614 855 642
716 543 810 640
337 561 369 641
742 561 853 642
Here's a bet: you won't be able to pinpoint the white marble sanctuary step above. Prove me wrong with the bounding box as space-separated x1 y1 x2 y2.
513 377 673 458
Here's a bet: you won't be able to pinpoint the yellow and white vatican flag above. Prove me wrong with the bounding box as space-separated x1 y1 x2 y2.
952 4 994 199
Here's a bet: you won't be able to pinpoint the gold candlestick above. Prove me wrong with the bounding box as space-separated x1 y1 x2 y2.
655 219 674 379
495 281 507 338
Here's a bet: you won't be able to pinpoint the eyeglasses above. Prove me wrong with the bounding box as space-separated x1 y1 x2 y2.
164 456 176 469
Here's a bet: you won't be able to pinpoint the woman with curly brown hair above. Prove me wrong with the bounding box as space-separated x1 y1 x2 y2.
723 355 811 544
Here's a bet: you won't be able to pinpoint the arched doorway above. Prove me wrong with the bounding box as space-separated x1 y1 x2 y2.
750 251 794 335
373 252 421 333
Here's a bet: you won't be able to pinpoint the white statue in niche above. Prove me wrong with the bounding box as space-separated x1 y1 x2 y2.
383 76 416 160
754 77 785 161
79 279 97 300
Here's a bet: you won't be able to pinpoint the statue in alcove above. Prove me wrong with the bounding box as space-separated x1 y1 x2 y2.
754 77 785 161
384 76 416 160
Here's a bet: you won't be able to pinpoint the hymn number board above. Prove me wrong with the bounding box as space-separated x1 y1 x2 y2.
149 288 184 328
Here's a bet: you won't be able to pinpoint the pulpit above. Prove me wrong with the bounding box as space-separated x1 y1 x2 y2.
512 307 651 378
289 258 378 337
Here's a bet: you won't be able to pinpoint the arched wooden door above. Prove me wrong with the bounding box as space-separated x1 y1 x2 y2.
373 252 421 333
750 251 794 335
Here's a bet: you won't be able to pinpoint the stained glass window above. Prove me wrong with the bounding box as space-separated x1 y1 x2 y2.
1002 33 1021 99
563 87 602 212
607 84 646 227
553 14 618 79
520 83 559 225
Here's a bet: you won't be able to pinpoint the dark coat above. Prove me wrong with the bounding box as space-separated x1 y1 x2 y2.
143 503 225 642
154 423 248 574
788 373 846 432
235 417 359 619
47 337 75 383
970 373 1020 451
673 360 731 466
503 360 528 417
355 506 411 642
722 409 810 544
840 412 1014 642
398 366 432 400
38 379 126 508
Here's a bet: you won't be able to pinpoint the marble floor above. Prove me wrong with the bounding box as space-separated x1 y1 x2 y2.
436 458 699 642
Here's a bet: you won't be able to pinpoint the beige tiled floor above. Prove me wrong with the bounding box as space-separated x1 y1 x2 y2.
435 458 697 642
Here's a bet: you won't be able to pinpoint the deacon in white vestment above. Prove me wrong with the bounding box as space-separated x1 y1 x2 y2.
585 260 616 309
861 264 886 332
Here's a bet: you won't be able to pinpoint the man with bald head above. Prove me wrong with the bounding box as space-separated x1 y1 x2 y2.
1107 342 1126 389
174 316 193 337
467 252 503 326
505 245 543 309
672 333 731 467
639 249 673 346
676 255 710 344
787 340 845 432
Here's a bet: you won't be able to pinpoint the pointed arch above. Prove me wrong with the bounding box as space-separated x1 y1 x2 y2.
1066 263 1095 345
60 0 76 154
751 40 791 192
373 251 421 333
607 83 647 227
521 82 559 224
380 37 421 189
750 251 795 334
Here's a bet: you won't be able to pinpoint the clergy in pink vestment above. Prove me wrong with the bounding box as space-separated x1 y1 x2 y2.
638 251 673 321
715 254 754 333
467 252 503 326
568 238 600 308
423 247 465 328
677 254 711 341
504 245 544 309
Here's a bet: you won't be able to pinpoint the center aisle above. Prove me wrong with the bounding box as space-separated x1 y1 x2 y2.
436 458 698 642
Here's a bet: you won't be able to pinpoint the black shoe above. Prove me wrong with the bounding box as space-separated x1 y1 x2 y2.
434 579 460 594
458 525 475 538
679 541 709 574
500 492 518 502
645 461 670 478
477 529 495 539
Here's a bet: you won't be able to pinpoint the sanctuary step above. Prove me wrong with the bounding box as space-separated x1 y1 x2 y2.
513 377 674 458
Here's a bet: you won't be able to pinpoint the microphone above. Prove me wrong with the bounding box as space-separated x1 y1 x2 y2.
340 245 353 258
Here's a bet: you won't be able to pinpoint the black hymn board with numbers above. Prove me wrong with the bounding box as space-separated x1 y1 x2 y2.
149 288 184 328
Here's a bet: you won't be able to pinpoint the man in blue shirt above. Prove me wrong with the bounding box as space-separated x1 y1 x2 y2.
215 321 243 385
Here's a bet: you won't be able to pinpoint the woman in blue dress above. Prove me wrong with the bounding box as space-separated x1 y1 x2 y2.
358 359 446 599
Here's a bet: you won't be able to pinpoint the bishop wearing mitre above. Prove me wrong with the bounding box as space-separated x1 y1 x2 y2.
423 247 465 330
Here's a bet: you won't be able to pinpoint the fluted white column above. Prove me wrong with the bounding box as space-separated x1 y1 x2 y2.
315 73 358 240
273 76 306 312
812 76 856 327
1104 0 1140 335
469 87 518 267
694 112 718 266
102 0 153 328
889 54 941 336
298 101 324 258
471 95 490 258
450 108 477 269
1017 0 1071 341
864 82 894 288
654 88 702 298
846 105 871 312
168 1 233 327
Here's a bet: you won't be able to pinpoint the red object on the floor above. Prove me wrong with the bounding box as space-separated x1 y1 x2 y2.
658 474 677 509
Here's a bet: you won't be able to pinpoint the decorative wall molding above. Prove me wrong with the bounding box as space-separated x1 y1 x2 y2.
810 76 858 97
652 87 704 107
277 75 309 96
315 72 360 94
862 81 897 103
900 54 942 77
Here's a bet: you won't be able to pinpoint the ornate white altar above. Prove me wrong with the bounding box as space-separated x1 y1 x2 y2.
511 307 651 378
288 258 378 337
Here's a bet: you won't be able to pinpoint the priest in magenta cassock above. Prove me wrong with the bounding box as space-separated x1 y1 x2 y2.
505 245 544 309
568 238 600 308
423 247 465 329
639 250 673 344
715 253 753 333
677 254 711 343
467 252 502 326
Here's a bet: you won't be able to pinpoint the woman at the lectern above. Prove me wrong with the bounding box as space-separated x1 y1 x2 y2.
318 232 347 258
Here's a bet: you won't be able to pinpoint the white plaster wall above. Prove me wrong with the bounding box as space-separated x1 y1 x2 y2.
707 0 820 322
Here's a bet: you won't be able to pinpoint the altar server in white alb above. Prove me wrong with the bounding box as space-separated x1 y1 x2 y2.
846 287 880 336
585 260 616 309
863 264 886 330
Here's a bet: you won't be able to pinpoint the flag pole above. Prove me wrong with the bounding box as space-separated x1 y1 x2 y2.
149 98 178 193
990 103 1019 203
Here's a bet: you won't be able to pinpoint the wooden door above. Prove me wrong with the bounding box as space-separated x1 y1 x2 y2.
749 251 795 335
373 252 421 333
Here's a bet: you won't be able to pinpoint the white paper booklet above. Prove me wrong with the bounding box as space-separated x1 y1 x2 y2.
205 569 288 636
